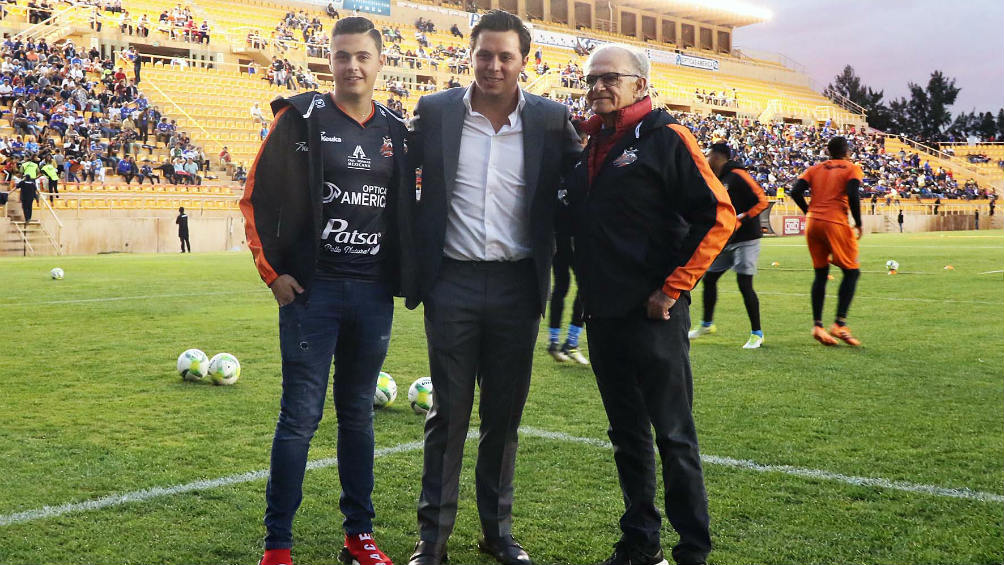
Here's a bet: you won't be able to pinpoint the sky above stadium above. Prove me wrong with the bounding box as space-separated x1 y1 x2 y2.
732 0 1004 113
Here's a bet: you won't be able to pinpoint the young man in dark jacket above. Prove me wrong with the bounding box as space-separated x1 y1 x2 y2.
240 17 414 565
566 44 735 565
689 143 769 348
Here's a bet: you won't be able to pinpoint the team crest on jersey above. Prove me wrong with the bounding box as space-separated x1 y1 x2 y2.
348 145 371 170
380 136 394 158
612 147 638 167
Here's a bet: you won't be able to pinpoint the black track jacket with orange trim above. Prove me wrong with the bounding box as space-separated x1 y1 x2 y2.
719 160 768 244
239 92 416 299
566 108 736 318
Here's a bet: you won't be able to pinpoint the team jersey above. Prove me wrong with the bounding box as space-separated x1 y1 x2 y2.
315 96 395 282
798 159 863 225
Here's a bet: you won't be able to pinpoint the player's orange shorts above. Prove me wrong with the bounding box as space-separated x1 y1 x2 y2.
806 218 859 269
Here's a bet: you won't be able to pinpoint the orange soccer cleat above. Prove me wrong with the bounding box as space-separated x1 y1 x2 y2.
812 325 839 346
828 324 861 347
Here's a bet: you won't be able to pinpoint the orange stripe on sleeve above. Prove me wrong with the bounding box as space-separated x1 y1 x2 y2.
239 105 290 286
662 124 737 299
734 168 769 218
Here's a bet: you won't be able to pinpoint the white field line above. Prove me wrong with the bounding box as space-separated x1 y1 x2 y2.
979 270 1004 274
519 427 1004 504
2 428 1001 527
0 290 266 308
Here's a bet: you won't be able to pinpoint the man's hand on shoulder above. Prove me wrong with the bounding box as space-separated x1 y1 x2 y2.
270 274 303 306
646 289 676 321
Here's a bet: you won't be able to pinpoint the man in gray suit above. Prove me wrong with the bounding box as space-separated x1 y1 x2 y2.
403 10 581 565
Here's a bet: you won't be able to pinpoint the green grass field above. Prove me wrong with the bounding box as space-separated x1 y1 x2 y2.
1 231 1002 565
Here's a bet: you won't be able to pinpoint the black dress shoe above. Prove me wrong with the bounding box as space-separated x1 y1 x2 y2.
407 540 448 565
478 535 532 565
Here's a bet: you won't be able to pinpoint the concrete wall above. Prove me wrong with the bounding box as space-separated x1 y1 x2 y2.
768 211 1004 236
4 209 249 256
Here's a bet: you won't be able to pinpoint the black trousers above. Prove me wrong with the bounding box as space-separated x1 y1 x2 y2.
418 258 539 543
587 298 711 565
179 234 190 252
549 233 584 329
21 198 34 222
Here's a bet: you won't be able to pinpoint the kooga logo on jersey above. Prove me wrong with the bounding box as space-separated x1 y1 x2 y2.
321 218 382 245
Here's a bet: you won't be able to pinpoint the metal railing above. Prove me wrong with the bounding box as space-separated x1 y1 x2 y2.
14 2 80 41
883 134 983 178
38 191 64 255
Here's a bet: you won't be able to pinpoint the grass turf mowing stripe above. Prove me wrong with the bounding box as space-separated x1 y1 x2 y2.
722 290 1003 306
2 428 1001 527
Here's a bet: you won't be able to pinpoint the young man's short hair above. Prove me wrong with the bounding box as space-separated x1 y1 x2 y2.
709 142 731 159
470 10 531 57
332 16 382 53
827 136 849 159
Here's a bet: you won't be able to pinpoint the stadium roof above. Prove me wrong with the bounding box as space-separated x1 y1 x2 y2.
612 0 772 27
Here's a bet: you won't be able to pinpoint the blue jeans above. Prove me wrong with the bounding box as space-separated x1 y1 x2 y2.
264 278 394 549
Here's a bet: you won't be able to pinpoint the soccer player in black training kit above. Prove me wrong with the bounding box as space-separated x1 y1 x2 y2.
690 143 769 348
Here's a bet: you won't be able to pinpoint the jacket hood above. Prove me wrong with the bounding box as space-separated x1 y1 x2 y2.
720 159 745 177
270 91 327 120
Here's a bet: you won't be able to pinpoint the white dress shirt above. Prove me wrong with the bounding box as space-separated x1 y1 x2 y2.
443 85 530 262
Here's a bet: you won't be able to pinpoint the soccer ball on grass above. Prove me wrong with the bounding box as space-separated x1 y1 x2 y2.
408 376 434 414
373 372 398 407
50 268 64 279
177 348 210 382
207 353 241 385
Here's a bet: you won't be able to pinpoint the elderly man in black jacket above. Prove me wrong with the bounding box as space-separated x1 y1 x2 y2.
566 44 735 565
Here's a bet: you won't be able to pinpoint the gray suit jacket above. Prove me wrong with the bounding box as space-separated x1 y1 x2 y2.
405 86 582 312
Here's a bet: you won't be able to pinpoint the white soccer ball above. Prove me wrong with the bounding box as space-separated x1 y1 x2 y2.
50 267 64 279
207 352 241 385
886 260 899 271
373 371 398 407
408 376 434 415
177 348 210 382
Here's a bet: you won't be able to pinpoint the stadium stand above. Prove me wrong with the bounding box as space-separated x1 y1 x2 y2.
0 0 998 255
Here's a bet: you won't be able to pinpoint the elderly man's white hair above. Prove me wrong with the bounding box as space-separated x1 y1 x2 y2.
585 44 651 82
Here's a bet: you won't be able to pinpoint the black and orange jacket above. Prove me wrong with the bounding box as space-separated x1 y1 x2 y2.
239 92 416 299
566 103 735 318
719 160 768 244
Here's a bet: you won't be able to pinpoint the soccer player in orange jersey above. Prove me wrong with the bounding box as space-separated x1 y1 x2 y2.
791 136 863 346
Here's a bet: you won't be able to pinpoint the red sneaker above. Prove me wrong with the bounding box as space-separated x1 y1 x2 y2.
259 548 292 565
340 533 393 565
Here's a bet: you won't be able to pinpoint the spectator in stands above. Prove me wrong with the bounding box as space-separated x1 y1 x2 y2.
155 117 173 146
450 23 463 38
233 162 246 184
326 2 339 19
138 160 159 184
116 154 138 183
156 158 176 184
183 158 200 184
219 145 232 168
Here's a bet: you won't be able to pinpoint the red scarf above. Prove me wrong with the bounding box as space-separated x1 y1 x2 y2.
582 96 652 185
